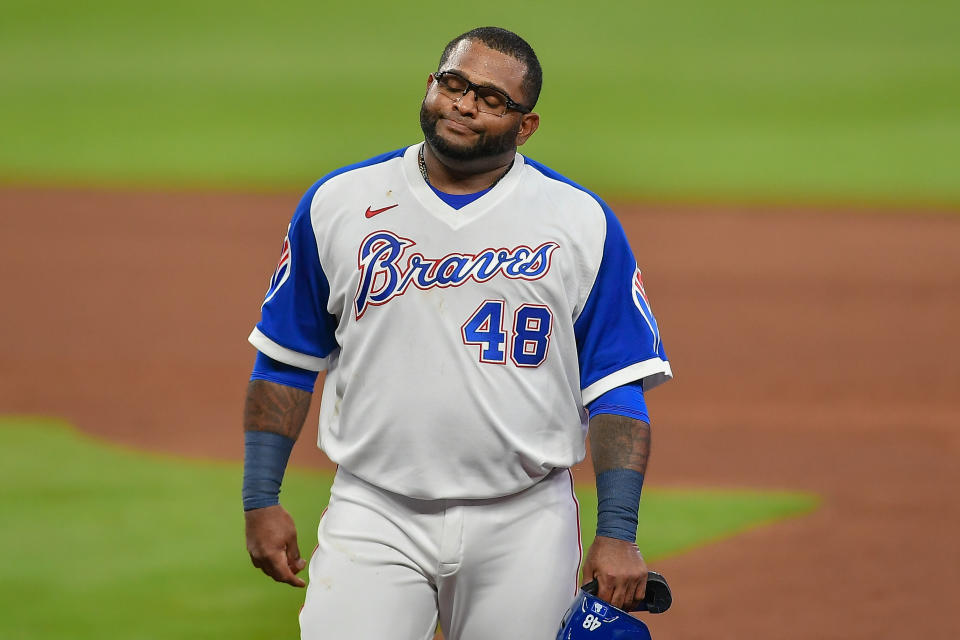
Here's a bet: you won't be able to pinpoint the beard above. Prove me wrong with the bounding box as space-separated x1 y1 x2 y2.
419 102 521 161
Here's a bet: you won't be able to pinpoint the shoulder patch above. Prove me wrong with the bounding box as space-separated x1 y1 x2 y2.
262 224 292 307
632 267 661 353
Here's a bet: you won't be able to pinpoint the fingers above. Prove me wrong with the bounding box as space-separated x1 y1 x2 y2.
612 581 633 610
285 531 307 576
580 557 596 589
594 575 613 605
581 536 649 609
253 549 306 588
592 569 648 610
245 506 306 588
632 574 648 610
590 569 625 608
598 575 636 610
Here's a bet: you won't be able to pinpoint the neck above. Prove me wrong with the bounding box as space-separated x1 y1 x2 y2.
422 143 515 195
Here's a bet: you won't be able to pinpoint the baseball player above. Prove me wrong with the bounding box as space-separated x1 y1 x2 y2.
242 26 672 640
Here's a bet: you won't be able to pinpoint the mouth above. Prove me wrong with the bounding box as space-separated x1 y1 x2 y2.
440 117 478 135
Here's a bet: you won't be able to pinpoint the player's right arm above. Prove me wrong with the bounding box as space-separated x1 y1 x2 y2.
241 181 337 588
243 379 312 588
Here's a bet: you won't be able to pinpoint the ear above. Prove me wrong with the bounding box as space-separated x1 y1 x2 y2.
426 73 436 90
515 112 540 147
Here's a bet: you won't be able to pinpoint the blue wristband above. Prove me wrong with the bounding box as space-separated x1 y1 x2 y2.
242 431 295 511
595 468 645 543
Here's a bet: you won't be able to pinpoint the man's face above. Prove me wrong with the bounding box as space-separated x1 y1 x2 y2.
420 40 533 162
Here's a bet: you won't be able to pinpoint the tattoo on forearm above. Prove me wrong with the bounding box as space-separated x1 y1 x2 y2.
243 380 312 440
589 414 651 475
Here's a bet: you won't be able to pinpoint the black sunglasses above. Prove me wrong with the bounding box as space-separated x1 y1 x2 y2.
432 70 531 116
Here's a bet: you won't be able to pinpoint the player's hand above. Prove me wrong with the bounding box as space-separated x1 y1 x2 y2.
244 504 307 588
581 535 648 610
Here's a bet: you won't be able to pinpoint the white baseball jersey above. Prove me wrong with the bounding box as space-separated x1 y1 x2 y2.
249 143 671 499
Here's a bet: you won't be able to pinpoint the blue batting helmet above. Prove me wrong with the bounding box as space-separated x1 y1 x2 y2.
555 573 672 640
556 588 651 640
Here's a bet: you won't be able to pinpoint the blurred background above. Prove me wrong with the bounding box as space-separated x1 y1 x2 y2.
1 1 958 639
2 0 958 202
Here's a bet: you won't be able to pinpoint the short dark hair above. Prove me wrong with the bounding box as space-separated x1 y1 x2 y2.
438 26 543 110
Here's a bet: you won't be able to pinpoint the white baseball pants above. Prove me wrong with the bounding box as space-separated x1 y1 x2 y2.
299 467 582 640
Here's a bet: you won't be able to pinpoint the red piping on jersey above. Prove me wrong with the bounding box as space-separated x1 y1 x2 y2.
567 469 583 596
299 507 327 616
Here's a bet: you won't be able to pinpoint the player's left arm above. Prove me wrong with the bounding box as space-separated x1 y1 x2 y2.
581 412 651 610
573 200 670 609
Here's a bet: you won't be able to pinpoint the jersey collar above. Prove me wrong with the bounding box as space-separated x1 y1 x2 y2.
403 143 526 230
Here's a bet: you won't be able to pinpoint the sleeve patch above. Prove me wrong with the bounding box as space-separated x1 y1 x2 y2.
262 225 292 308
631 268 661 354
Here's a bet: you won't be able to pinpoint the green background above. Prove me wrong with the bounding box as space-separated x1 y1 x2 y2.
0 418 816 640
3 2 937 636
2 0 957 203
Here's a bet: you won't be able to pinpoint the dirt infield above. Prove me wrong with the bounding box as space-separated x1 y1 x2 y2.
2 186 958 638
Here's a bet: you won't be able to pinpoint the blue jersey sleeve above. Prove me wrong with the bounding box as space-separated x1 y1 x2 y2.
250 351 320 392
248 182 339 371
574 204 671 404
587 381 649 423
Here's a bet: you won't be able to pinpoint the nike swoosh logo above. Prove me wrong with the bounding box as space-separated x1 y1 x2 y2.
365 204 399 218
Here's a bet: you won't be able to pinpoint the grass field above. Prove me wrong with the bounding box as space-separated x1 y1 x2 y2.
0 417 816 640
1 0 958 203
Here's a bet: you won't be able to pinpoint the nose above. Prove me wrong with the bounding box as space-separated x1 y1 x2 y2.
453 89 480 116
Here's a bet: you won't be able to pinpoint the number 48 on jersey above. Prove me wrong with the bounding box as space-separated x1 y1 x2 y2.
461 299 553 367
